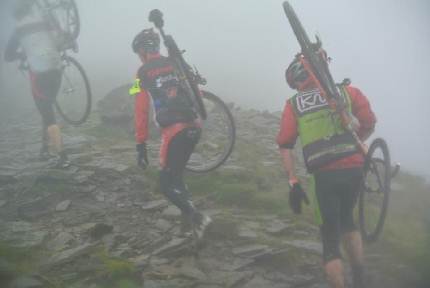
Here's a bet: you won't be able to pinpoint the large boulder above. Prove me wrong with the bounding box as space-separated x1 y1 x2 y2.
97 84 134 126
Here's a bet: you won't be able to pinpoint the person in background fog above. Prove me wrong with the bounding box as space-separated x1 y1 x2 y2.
4 0 69 168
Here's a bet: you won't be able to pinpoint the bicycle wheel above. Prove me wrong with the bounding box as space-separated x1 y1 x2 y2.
41 0 80 41
55 55 91 125
186 91 235 173
358 138 391 242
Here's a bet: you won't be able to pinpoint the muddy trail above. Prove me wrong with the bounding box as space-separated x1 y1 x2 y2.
0 106 427 288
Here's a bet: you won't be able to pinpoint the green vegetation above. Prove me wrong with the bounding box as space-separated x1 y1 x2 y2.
93 248 140 288
378 171 430 287
0 242 39 275
0 242 45 287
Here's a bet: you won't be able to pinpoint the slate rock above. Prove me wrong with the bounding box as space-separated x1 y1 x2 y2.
56 200 71 211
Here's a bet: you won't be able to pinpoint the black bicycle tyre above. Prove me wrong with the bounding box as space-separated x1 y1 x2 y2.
42 0 80 41
55 55 91 125
359 138 391 243
283 1 340 104
185 91 235 173
65 0 80 40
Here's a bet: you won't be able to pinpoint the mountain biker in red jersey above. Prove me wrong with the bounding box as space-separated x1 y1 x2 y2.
130 28 211 238
4 0 69 168
277 52 376 288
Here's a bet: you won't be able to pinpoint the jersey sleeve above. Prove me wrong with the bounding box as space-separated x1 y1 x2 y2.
347 86 377 139
4 32 21 62
276 99 298 149
133 68 150 143
134 88 150 143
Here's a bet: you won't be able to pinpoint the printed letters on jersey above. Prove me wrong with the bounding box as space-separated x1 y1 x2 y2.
294 89 328 116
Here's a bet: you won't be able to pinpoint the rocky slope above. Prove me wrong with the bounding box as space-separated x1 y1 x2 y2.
0 88 429 288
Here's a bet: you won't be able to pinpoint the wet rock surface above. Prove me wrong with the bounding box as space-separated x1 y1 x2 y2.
0 107 420 288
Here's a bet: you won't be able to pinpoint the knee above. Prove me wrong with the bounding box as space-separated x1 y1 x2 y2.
340 213 356 234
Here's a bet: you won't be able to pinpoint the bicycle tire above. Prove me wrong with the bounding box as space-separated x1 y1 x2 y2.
283 1 341 104
55 55 91 125
65 0 80 40
185 91 235 173
42 0 80 41
358 138 391 242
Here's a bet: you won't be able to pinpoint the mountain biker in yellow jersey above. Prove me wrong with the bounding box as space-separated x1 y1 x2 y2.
130 28 211 238
277 53 376 288
4 0 69 168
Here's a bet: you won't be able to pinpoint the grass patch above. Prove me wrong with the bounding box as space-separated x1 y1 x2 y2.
93 248 140 288
0 242 45 287
376 171 430 286
187 167 291 215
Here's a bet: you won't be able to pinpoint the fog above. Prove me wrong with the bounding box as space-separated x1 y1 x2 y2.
1 0 429 177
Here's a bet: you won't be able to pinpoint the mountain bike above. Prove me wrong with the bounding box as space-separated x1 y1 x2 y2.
30 0 91 125
283 1 399 242
149 9 236 173
37 0 80 42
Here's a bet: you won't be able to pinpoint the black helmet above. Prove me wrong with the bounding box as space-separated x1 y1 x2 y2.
132 28 160 54
285 57 309 89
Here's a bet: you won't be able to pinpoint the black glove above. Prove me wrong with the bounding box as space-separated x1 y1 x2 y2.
289 183 309 214
136 143 148 169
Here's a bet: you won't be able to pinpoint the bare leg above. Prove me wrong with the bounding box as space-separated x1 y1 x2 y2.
325 259 345 288
47 124 69 167
343 231 365 287
47 124 63 155
343 231 364 267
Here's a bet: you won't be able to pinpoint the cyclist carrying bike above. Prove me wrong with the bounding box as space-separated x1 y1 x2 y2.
130 28 211 238
277 52 376 288
4 0 69 168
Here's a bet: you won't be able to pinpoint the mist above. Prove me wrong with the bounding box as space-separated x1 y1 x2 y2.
1 0 430 177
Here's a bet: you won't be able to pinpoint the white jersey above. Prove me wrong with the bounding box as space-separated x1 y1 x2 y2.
15 3 61 73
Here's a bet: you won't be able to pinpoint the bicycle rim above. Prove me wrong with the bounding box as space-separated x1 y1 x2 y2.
42 0 80 40
55 56 92 125
186 91 235 173
359 138 391 242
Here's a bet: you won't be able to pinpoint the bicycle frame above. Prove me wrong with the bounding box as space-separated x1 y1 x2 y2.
283 2 368 155
149 9 207 120
36 0 79 52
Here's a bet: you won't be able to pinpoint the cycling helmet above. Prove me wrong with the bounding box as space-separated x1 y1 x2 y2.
132 28 160 54
285 57 309 89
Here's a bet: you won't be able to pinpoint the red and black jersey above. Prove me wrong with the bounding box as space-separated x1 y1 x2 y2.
134 54 199 168
137 55 196 128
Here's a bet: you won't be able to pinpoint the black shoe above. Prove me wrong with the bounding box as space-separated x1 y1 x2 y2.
39 147 54 161
52 153 71 169
180 212 192 236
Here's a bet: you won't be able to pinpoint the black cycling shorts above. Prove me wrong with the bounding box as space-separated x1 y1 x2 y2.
32 70 62 127
314 167 363 263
